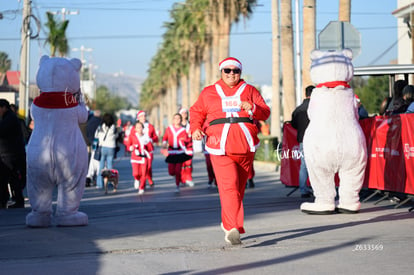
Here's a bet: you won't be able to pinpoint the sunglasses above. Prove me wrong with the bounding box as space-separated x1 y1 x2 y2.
222 68 241 74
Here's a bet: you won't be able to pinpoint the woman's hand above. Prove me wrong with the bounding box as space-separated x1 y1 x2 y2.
192 129 205 141
240 101 252 112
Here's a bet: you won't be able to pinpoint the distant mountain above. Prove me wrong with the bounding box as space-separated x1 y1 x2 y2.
95 72 144 107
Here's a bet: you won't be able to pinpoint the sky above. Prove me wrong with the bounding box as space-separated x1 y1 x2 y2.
0 0 399 86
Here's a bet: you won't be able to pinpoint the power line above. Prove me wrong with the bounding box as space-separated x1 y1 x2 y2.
368 32 407 65
0 26 401 42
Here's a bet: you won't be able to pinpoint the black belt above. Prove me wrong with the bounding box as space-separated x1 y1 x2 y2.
209 117 253 126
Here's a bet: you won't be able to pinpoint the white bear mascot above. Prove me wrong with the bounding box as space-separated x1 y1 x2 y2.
26 56 89 227
301 49 367 214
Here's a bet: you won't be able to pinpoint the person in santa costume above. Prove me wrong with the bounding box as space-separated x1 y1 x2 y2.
162 113 192 193
127 121 151 195
136 110 159 187
179 107 194 187
122 120 133 156
190 57 270 245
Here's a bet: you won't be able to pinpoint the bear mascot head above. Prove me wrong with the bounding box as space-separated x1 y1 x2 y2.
36 55 82 93
26 56 89 227
300 49 367 215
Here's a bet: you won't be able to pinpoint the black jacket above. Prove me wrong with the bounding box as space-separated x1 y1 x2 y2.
291 98 310 143
0 109 26 155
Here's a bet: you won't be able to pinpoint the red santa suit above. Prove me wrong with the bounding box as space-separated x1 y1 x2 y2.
162 125 192 187
127 130 151 191
122 122 133 154
190 78 270 234
180 119 194 185
142 121 158 185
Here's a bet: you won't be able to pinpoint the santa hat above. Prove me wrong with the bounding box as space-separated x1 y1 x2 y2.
219 57 242 71
136 110 146 119
179 107 188 114
355 94 360 102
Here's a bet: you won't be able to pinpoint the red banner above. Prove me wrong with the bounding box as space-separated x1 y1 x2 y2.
280 115 414 195
279 124 301 187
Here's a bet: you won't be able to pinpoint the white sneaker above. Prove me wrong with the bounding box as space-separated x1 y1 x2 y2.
138 189 145 195
224 228 241 245
186 180 194 187
134 180 139 190
175 186 180 193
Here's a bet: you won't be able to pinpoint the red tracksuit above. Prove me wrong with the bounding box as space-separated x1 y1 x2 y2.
122 123 133 154
190 79 270 234
162 125 192 186
127 131 151 190
180 122 193 184
143 122 158 185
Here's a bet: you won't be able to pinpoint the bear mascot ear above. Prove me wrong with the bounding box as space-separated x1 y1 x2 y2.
39 55 50 65
342 48 353 59
310 49 324 61
69 58 82 72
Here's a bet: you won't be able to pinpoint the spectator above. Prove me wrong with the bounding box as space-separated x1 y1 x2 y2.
0 99 26 209
86 110 102 149
85 110 102 187
403 85 414 113
10 104 31 144
382 79 408 115
355 95 369 120
291 85 314 198
95 113 119 189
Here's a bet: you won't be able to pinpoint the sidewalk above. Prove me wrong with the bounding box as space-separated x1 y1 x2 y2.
0 152 413 275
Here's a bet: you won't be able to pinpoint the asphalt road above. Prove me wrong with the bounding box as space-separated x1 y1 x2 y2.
1 148 413 275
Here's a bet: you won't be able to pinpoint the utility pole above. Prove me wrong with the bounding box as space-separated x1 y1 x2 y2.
18 0 31 122
294 0 302 106
411 11 414 84
72 45 93 79
271 0 281 139
49 8 79 21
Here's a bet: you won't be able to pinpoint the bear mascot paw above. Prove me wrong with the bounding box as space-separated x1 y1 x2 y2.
300 49 367 215
26 55 89 227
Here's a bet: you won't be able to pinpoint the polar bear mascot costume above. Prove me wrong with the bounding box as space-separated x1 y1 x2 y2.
26 56 89 227
300 49 367 214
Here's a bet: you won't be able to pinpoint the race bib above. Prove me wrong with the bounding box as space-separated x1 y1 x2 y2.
222 96 241 113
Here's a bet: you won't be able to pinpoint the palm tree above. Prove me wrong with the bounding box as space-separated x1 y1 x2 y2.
141 0 258 123
209 0 257 81
280 0 296 121
174 1 207 105
339 0 351 22
44 12 69 57
302 0 316 89
0 52 11 73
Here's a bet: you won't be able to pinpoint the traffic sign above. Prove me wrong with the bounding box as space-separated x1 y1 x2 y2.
318 21 361 58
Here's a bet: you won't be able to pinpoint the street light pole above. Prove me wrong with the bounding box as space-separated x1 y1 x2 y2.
49 8 79 21
72 45 93 80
